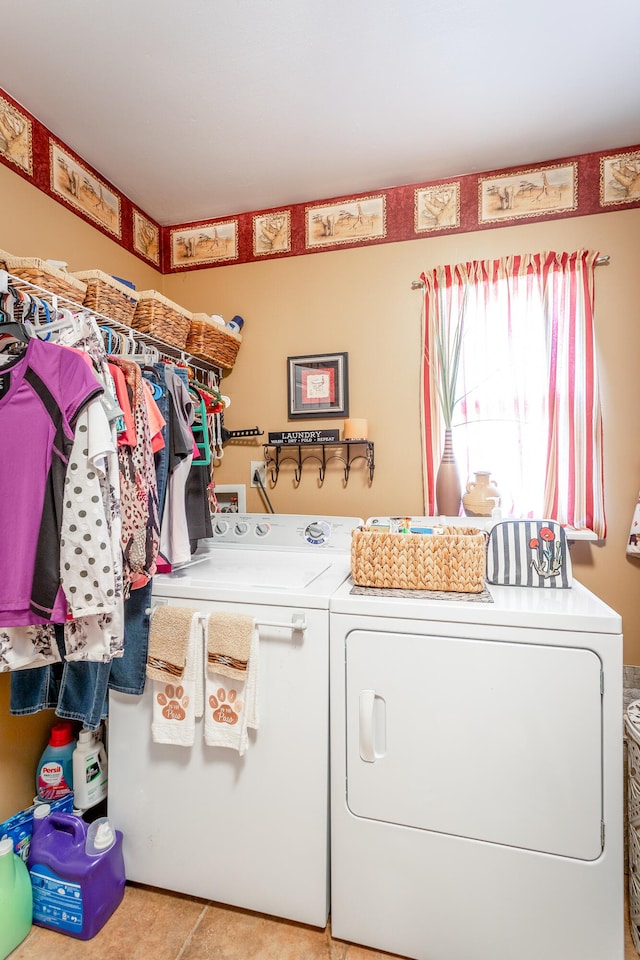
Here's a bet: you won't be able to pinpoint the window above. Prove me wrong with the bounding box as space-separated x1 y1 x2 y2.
421 251 605 537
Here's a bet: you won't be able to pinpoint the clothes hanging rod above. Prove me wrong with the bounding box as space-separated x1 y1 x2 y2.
410 254 611 289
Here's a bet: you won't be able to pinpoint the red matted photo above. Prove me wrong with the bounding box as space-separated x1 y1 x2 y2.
301 365 335 404
287 353 349 419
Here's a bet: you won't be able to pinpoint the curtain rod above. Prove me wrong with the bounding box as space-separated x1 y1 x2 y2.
411 254 610 289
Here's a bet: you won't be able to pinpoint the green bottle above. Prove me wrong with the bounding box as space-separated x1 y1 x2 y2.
0 836 32 958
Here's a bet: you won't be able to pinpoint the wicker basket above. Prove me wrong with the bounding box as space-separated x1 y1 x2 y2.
72 270 139 326
131 290 192 350
186 313 242 369
351 526 487 592
0 254 87 303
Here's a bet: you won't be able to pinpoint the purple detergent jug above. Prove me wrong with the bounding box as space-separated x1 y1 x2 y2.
27 806 125 940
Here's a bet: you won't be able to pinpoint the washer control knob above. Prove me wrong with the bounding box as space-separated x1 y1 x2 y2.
255 523 271 537
213 519 229 537
234 521 250 537
305 520 330 544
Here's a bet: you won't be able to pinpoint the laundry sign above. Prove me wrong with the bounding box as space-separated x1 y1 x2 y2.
268 430 340 445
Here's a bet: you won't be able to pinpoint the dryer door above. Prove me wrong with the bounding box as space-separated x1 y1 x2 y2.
345 630 603 859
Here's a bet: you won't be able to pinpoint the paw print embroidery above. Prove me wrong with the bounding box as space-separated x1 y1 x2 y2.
157 683 189 720
209 687 243 725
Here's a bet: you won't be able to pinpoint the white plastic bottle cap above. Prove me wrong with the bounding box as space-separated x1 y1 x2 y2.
78 730 93 744
86 817 115 854
33 803 51 820
0 837 14 856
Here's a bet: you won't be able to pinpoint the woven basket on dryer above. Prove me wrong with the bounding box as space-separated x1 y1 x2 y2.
131 290 192 350
186 313 242 369
351 526 487 593
72 270 139 326
0 253 87 303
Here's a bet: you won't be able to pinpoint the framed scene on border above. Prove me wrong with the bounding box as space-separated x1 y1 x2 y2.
287 353 349 419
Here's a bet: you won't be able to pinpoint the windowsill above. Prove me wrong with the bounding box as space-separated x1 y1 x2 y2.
377 516 599 542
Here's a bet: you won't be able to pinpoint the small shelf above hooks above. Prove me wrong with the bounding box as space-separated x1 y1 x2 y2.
263 440 375 486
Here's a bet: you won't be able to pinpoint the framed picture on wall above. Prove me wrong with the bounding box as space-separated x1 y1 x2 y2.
287 353 349 419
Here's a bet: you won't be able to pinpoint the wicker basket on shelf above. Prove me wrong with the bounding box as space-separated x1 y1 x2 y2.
72 270 139 326
351 526 487 593
131 290 192 350
0 254 87 303
186 313 242 369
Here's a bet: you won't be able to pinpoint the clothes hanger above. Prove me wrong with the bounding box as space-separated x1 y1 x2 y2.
131 341 160 365
100 326 117 354
131 343 164 400
0 332 28 366
0 290 36 344
189 386 211 466
0 321 32 344
0 290 15 322
32 307 82 340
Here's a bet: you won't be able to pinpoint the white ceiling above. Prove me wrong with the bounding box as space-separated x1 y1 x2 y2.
2 1 640 226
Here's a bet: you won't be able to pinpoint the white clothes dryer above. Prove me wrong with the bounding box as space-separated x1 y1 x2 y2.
109 514 361 928
329 575 623 960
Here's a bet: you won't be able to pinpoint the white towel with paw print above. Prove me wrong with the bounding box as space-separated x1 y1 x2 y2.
151 611 203 746
204 616 259 756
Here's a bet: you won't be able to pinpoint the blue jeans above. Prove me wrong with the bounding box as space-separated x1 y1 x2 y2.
10 627 111 730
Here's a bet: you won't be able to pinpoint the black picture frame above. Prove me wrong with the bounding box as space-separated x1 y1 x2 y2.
287 352 349 419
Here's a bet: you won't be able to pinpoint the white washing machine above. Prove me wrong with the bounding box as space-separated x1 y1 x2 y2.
329 575 623 960
109 514 360 927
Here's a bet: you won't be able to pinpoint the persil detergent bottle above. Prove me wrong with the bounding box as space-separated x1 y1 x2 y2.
28 805 125 940
0 836 32 958
36 721 76 801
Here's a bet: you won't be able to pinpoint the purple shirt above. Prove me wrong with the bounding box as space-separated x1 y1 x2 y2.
0 338 103 625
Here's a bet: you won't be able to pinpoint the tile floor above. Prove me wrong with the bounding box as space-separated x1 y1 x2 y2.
6 881 639 959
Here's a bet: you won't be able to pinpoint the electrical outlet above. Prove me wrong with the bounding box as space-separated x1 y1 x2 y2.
250 460 267 488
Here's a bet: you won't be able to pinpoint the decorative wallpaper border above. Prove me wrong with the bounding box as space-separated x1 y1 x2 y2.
170 220 238 269
0 85 638 275
49 140 122 238
0 93 32 175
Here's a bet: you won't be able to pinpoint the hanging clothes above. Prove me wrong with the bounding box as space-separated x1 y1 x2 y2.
1 278 222 726
60 395 125 662
159 365 196 567
108 355 160 587
0 337 103 626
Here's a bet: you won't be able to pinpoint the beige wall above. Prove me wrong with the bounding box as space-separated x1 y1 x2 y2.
1 162 640 818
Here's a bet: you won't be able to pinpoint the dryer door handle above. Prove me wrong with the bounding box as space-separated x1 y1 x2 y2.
359 689 377 762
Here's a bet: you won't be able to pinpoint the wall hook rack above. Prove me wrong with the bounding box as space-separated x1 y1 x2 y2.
263 440 374 486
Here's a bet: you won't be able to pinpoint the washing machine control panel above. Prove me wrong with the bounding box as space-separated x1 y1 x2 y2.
207 514 362 551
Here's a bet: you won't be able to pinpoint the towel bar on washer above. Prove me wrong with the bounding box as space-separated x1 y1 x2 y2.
145 603 307 633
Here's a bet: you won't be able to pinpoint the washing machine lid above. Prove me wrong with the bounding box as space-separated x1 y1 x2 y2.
153 549 352 607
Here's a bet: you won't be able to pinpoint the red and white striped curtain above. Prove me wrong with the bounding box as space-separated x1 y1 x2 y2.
421 250 606 537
